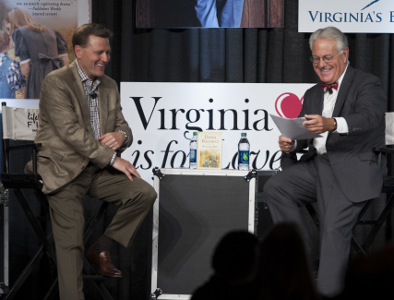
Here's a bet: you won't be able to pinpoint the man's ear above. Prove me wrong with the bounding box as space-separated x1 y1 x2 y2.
74 45 82 59
342 47 349 63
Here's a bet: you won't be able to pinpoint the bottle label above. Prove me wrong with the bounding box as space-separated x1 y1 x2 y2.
238 150 249 164
190 149 196 163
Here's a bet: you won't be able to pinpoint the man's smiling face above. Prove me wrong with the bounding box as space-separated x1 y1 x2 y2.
75 35 111 80
312 38 348 84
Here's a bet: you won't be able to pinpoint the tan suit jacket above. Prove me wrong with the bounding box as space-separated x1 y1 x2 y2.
25 61 133 194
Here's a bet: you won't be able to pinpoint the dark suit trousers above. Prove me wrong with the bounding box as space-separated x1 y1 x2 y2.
263 154 366 297
47 164 157 300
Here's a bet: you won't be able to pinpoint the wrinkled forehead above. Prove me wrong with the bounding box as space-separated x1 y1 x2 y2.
312 38 338 54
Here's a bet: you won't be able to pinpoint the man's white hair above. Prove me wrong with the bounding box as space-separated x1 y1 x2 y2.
309 26 348 54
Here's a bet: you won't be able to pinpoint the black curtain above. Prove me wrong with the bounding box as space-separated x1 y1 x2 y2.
7 1 394 299
94 0 394 101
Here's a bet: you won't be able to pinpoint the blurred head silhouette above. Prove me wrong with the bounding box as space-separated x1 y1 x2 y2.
257 222 319 300
212 230 259 283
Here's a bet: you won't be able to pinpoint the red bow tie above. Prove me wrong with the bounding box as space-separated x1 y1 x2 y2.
321 81 339 94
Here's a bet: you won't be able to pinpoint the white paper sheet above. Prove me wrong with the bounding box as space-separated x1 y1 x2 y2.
270 114 322 140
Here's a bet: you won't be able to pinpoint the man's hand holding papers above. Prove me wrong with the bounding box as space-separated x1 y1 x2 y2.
303 114 336 134
270 114 323 140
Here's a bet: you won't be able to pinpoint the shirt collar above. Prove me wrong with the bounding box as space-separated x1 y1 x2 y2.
75 60 101 87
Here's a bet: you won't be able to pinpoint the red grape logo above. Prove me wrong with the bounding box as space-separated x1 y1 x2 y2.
275 93 303 119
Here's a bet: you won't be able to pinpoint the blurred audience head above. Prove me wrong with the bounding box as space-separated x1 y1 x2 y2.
212 230 259 283
257 222 319 300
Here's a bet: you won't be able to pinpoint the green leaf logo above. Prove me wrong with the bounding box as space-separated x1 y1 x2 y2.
243 152 249 161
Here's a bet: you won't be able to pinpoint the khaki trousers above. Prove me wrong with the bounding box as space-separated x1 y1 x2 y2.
48 164 157 300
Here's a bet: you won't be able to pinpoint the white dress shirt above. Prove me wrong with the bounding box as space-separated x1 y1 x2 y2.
313 64 349 155
287 64 350 154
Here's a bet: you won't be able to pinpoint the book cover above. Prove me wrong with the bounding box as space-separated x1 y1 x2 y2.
197 132 222 170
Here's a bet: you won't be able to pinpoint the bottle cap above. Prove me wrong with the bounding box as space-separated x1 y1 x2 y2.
241 133 246 137
193 132 197 135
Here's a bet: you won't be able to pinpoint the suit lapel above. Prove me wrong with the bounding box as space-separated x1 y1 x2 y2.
68 62 92 133
310 86 324 115
305 86 324 149
317 90 324 114
98 82 108 135
332 65 354 117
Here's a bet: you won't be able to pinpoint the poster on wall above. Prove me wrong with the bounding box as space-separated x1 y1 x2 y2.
299 0 394 33
120 82 314 185
136 0 284 28
0 0 91 103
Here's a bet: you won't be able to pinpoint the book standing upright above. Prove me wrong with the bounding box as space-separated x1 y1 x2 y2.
196 132 222 170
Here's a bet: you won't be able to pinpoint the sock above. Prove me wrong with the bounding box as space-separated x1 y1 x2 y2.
92 234 115 255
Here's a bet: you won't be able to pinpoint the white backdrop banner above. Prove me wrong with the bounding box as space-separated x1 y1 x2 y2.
299 0 394 33
120 82 314 185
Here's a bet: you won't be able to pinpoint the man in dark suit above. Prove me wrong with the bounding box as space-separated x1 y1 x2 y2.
25 24 156 300
263 26 386 297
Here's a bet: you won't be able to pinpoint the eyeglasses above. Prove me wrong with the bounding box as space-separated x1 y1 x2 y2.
310 51 342 64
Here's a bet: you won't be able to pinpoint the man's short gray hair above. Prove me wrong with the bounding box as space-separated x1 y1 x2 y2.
309 26 348 53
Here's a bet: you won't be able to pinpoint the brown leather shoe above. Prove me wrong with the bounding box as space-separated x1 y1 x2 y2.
86 246 123 277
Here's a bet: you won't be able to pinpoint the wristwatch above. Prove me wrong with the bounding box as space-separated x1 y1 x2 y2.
333 118 337 131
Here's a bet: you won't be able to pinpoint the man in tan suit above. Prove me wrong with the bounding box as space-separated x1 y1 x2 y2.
26 23 156 300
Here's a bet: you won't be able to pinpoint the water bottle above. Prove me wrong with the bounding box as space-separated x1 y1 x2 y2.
189 132 197 169
238 132 250 171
